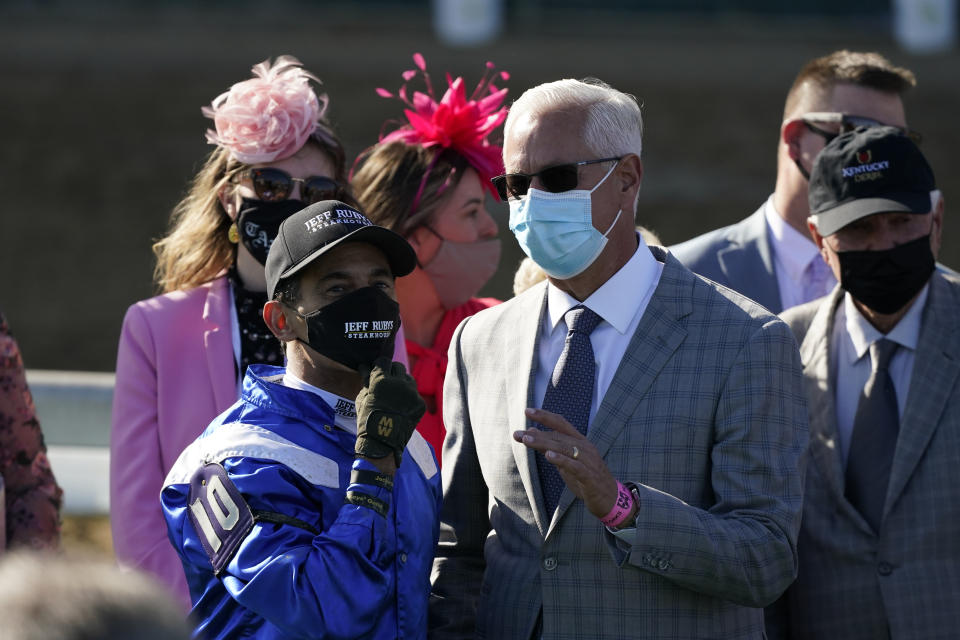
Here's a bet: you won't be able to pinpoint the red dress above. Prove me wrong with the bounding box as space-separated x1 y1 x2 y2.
405 297 500 466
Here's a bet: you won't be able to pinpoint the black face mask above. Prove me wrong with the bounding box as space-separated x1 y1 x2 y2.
237 198 307 265
295 287 401 371
837 233 935 315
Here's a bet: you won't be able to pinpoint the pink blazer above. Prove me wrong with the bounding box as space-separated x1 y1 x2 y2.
110 276 408 608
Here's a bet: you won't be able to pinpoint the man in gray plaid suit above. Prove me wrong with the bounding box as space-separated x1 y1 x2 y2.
772 127 958 639
429 78 809 639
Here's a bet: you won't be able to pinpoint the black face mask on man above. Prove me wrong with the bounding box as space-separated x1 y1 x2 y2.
237 197 307 265
294 287 401 371
837 233 935 315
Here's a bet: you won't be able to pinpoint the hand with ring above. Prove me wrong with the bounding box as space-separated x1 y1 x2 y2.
513 407 622 520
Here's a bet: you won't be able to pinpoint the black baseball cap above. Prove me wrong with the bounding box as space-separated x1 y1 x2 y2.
808 126 935 237
265 200 416 299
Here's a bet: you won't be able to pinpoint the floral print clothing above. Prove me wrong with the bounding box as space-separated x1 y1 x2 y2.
227 269 284 380
0 312 62 550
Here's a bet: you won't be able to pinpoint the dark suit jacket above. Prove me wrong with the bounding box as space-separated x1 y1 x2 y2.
771 271 960 639
430 247 809 639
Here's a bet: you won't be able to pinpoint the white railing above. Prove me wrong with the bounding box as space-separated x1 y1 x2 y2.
25 370 114 515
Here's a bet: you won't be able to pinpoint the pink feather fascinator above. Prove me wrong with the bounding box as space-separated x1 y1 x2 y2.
376 53 510 198
202 56 328 164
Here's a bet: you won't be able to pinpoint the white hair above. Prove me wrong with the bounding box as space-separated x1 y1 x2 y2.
505 78 643 159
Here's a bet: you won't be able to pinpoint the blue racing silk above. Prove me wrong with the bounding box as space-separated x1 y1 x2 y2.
161 365 441 639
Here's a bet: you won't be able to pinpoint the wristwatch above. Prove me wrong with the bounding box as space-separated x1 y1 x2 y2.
608 482 641 541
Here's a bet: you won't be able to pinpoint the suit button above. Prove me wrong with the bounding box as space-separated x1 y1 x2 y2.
399 553 408 564
542 556 557 571
657 560 669 571
877 561 893 576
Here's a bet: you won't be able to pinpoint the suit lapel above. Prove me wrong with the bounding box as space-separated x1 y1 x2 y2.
884 273 960 517
716 207 781 313
507 284 552 537
799 291 851 507
203 278 238 412
549 250 689 535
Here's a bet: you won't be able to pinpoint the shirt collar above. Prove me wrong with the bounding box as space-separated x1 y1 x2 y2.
842 283 929 363
764 197 822 284
546 233 658 335
282 372 358 434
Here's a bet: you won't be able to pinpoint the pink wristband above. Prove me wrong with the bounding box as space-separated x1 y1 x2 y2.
600 481 635 528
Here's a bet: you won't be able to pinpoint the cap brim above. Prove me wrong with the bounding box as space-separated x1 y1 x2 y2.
811 192 931 236
277 225 417 283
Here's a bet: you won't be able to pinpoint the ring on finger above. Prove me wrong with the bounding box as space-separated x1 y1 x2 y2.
571 445 580 460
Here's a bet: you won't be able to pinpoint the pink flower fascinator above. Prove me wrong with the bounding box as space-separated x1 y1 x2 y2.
376 53 510 201
202 55 328 164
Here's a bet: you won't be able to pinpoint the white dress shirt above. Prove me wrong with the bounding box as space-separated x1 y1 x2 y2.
830 285 928 465
534 235 663 429
764 198 837 311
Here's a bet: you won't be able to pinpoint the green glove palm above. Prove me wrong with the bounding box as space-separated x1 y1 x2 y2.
355 357 426 466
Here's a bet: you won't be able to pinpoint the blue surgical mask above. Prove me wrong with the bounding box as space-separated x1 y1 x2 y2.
508 162 621 279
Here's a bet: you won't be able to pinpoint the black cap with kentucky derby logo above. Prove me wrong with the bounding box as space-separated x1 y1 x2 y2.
265 200 416 299
808 125 935 237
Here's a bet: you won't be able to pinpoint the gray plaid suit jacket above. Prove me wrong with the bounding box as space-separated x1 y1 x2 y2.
770 269 960 639
430 247 809 640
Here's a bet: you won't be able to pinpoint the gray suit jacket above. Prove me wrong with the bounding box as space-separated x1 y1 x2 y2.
430 247 809 640
772 270 960 639
670 204 782 313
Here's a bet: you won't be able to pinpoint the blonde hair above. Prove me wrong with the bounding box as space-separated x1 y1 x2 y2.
512 256 547 296
152 147 243 293
352 141 469 236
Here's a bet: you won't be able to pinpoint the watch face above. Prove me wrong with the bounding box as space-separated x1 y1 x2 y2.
629 485 641 508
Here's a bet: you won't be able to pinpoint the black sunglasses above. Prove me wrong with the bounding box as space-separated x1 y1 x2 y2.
801 111 923 146
239 167 347 205
491 156 621 202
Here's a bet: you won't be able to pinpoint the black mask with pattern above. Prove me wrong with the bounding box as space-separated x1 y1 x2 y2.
237 198 307 265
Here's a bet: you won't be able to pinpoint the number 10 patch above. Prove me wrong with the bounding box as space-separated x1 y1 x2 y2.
187 463 254 575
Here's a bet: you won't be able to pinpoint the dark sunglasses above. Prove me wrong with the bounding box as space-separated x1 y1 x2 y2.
491 156 621 202
801 111 923 146
239 167 347 205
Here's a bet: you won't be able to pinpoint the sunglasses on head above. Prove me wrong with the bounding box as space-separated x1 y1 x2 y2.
491 156 621 202
801 111 923 145
239 167 347 205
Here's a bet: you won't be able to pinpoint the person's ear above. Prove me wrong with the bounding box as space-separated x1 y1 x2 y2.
808 218 828 256
404 226 436 266
219 184 238 221
782 119 807 162
616 154 643 214
263 300 297 342
931 193 945 258
617 154 643 194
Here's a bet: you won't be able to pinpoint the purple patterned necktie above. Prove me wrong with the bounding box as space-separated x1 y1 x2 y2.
537 305 603 515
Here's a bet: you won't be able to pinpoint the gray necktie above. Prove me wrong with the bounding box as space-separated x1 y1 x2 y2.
537 305 602 515
845 339 900 532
